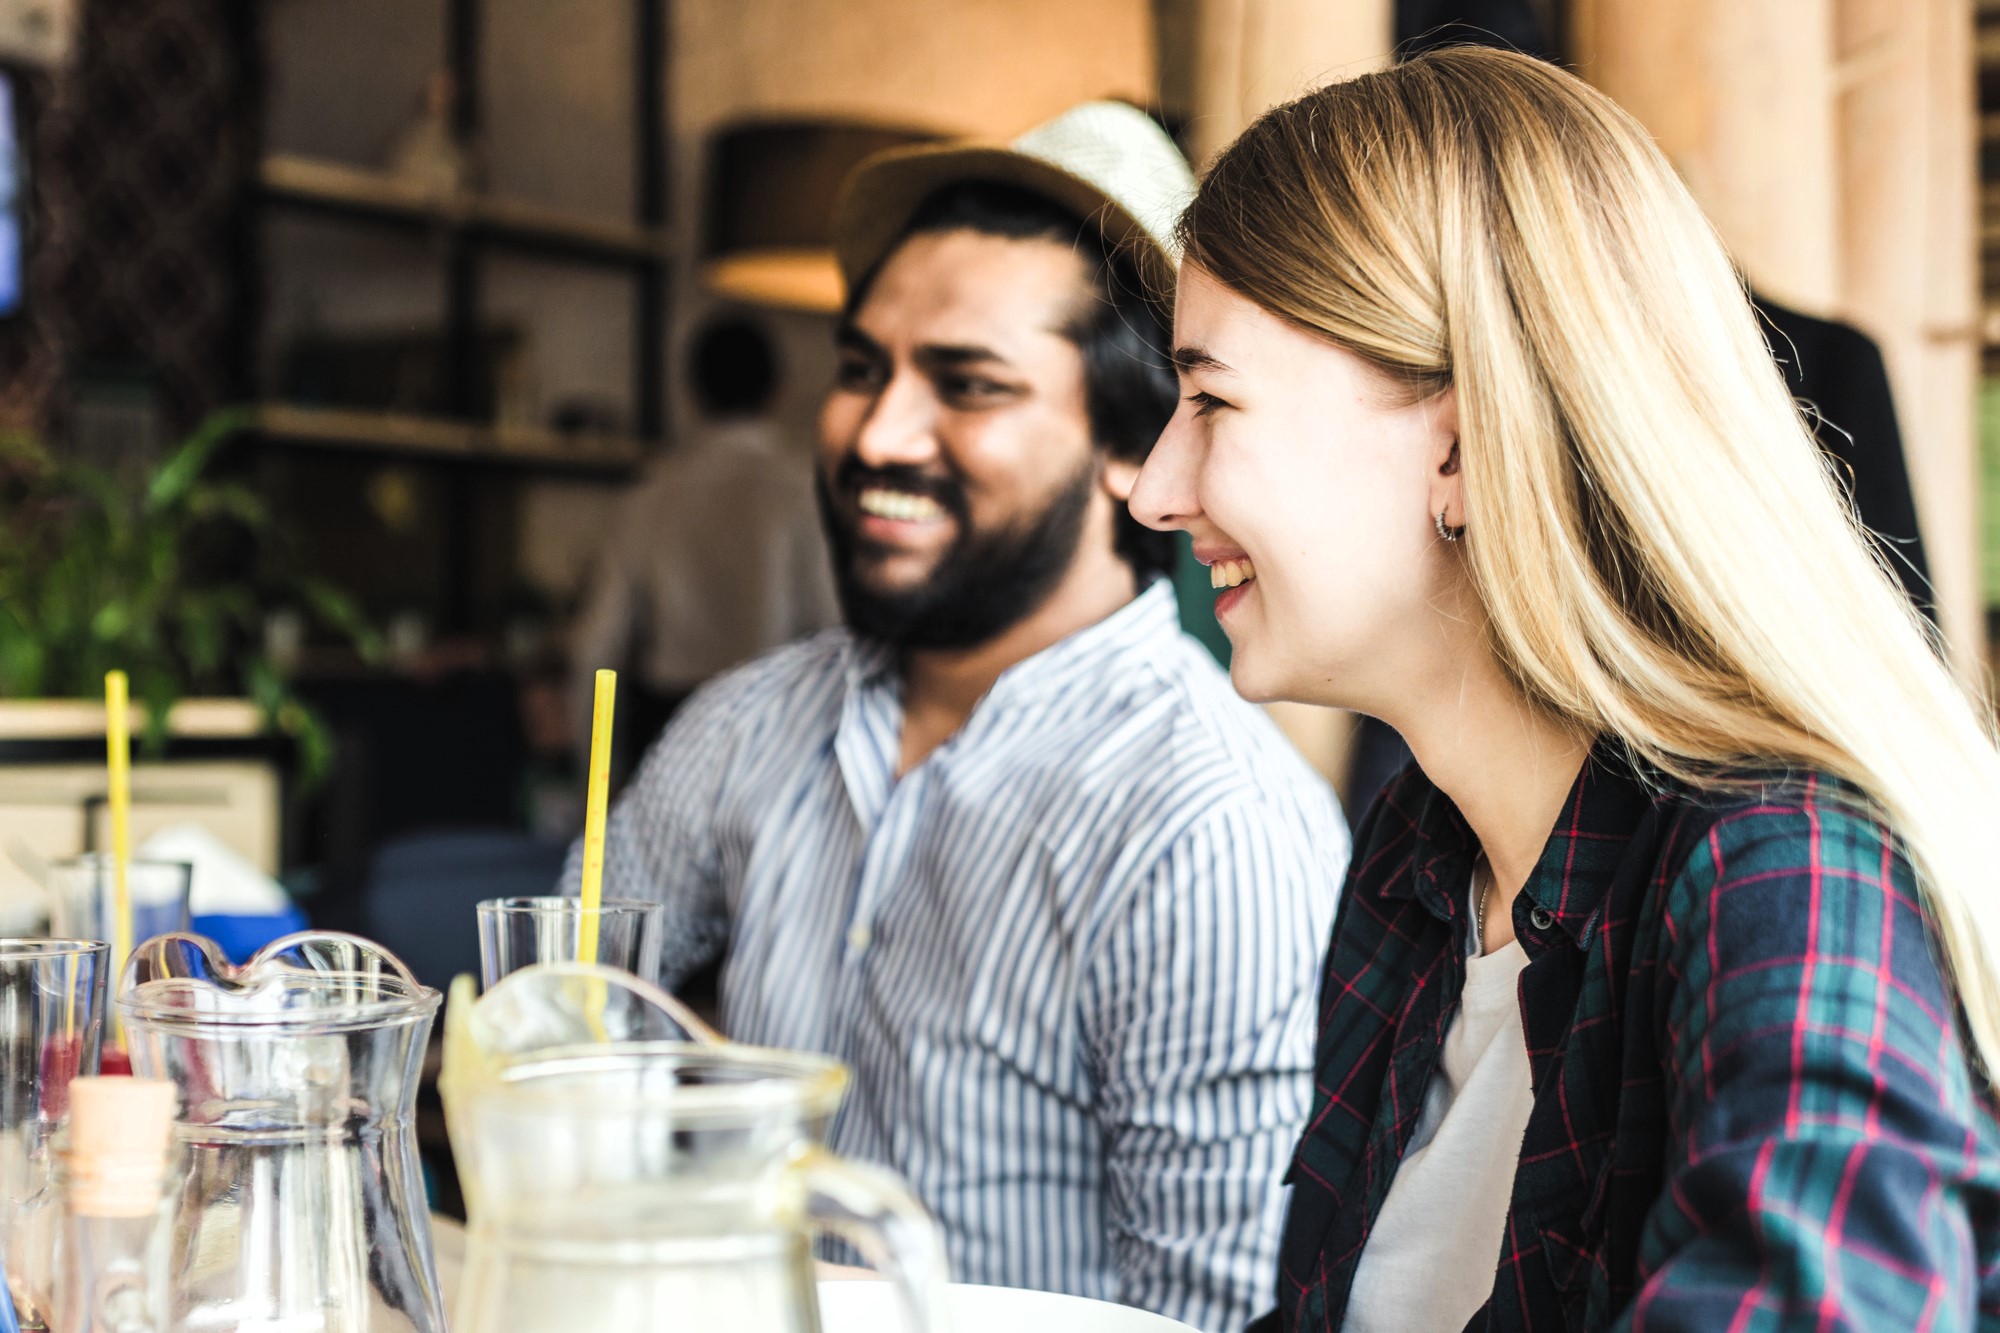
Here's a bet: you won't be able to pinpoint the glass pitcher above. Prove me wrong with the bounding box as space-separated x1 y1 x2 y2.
117 931 444 1333
447 969 951 1332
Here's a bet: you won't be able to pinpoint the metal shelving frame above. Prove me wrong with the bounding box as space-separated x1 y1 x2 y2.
249 0 670 630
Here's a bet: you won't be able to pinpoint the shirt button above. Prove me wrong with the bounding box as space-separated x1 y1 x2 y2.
846 921 873 952
1529 907 1555 931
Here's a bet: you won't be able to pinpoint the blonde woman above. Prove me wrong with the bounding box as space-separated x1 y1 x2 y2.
1130 47 2000 1333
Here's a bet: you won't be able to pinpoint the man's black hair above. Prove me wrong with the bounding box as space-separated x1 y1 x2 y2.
689 315 779 417
1394 0 1558 63
848 180 1179 580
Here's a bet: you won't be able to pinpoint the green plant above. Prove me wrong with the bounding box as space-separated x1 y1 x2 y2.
0 409 379 783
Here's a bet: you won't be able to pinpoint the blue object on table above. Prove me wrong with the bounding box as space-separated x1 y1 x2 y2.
191 906 311 964
0 1275 21 1333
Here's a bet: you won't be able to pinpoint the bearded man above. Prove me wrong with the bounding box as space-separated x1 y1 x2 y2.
567 103 1347 1332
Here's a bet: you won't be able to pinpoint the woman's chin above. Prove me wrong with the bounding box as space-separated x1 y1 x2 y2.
1226 652 1286 704
1228 648 1353 711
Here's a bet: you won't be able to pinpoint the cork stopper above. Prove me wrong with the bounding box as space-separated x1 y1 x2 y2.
64 1076 176 1218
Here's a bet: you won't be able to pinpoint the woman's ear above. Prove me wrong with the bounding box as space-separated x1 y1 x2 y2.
1425 389 1465 530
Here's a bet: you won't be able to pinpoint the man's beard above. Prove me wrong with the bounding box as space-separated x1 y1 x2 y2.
816 454 1097 651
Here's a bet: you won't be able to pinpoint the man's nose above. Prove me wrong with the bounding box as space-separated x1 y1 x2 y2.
1129 410 1204 532
850 373 941 470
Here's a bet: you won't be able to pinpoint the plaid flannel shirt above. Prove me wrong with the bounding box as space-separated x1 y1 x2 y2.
1256 742 2000 1331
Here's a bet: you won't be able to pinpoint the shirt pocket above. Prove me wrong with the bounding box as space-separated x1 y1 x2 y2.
1530 1161 1612 1328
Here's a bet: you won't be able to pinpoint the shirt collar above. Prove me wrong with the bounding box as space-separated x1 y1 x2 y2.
981 578 1180 710
1394 736 1662 950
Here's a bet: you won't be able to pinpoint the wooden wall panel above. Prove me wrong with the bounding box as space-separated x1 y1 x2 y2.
1575 0 1981 673
1571 0 1842 310
1180 0 1393 166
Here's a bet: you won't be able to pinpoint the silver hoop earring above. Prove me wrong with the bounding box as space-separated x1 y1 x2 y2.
1435 509 1463 543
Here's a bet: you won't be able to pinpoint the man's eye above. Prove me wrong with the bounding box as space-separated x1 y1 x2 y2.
1185 391 1229 417
941 376 1010 404
835 358 884 391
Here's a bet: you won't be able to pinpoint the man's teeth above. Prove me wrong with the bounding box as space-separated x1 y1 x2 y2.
1209 558 1256 590
858 488 947 522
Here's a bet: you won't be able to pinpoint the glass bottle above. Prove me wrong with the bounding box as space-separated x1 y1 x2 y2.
51 1078 175 1333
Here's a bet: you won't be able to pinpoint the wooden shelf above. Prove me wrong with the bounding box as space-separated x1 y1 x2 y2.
0 698 264 741
260 154 671 269
251 403 646 475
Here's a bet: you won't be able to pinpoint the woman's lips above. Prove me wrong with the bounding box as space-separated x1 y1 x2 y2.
1198 550 1257 620
1215 577 1255 619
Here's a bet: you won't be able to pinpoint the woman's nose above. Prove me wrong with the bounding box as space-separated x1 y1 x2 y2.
1129 412 1204 532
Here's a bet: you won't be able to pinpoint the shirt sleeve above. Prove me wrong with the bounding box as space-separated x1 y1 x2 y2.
1618 781 1996 1331
557 683 737 989
1081 797 1341 1333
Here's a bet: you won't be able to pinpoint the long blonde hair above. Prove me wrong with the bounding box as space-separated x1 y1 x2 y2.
1184 47 2000 1080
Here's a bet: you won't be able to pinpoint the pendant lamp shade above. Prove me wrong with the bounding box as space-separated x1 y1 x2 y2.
702 118 939 313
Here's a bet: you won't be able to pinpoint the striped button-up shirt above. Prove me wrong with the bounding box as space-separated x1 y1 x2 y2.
570 582 1347 1331
1263 742 2000 1331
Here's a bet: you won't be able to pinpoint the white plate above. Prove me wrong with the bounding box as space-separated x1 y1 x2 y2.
816 1281 1202 1333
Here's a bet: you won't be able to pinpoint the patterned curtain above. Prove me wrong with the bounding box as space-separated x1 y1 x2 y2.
0 0 254 443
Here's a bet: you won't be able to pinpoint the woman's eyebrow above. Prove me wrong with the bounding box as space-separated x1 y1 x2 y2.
1171 345 1235 375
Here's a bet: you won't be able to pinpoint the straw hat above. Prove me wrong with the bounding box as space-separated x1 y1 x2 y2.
831 100 1196 306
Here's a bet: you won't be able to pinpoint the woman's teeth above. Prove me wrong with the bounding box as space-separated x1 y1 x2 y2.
858 488 947 522
1210 557 1256 589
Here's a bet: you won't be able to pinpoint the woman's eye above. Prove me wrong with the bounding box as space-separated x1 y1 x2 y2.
1185 391 1229 417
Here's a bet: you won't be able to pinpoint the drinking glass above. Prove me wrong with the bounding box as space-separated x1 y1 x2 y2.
474 898 662 989
44 859 191 955
0 939 107 1332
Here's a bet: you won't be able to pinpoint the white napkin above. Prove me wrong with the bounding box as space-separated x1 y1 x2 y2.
137 823 290 916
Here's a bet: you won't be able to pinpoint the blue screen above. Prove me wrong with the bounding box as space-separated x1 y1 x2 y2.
0 70 21 319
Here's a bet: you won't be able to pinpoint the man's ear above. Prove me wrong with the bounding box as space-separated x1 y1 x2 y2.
1102 455 1141 504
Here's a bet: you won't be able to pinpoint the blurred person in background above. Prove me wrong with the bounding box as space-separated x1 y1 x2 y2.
566 103 1348 1332
568 315 838 777
1133 48 2000 1332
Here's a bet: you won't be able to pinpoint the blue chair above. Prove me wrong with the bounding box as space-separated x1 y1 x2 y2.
355 830 570 991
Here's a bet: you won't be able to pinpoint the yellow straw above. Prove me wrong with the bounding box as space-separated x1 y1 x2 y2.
577 668 616 965
104 671 133 1019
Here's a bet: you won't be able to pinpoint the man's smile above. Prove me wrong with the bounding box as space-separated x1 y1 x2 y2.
857 487 950 524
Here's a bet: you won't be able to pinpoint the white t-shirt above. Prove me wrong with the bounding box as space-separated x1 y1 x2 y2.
1343 887 1535 1332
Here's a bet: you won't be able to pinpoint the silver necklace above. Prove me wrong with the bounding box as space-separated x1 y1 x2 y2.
1471 857 1490 956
